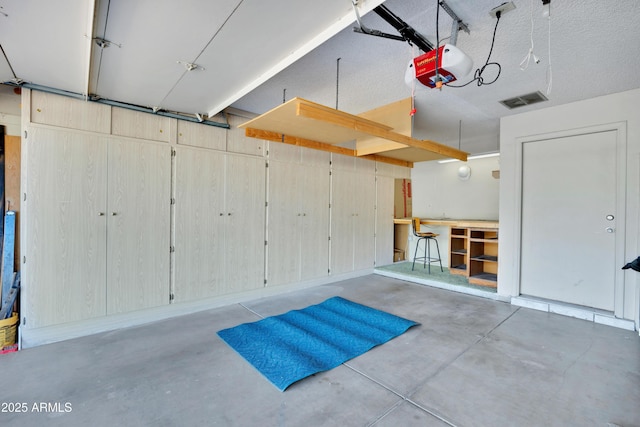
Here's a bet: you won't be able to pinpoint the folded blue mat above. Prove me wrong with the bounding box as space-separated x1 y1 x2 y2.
217 296 419 391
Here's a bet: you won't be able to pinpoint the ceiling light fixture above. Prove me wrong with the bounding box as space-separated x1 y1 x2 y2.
438 152 500 164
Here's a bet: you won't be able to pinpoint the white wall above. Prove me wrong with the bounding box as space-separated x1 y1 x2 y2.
411 157 500 220
499 88 640 327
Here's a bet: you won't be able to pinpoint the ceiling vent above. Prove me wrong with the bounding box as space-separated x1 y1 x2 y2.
499 91 548 109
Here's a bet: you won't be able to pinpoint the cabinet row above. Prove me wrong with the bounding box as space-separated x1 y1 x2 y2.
28 90 264 156
22 127 396 329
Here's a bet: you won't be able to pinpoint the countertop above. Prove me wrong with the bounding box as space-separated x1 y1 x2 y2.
394 218 499 228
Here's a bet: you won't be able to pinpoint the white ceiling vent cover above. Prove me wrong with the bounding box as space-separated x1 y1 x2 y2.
499 91 548 109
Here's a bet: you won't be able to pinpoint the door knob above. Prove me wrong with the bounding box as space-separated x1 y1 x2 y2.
111 212 118 216
606 214 614 221
605 227 614 233
98 212 105 216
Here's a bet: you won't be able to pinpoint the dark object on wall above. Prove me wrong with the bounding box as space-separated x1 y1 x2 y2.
622 256 640 272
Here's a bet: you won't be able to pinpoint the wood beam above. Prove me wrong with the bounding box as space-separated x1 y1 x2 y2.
245 128 355 156
244 128 413 167
360 154 413 168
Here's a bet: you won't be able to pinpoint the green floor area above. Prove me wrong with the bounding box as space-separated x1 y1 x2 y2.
375 261 497 294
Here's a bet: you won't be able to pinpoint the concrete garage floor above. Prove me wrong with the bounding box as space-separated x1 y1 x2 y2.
1 275 639 427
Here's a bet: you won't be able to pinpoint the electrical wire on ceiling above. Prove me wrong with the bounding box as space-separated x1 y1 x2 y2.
434 0 442 89
519 0 539 70
545 2 553 95
445 11 502 88
520 0 553 95
335 57 341 110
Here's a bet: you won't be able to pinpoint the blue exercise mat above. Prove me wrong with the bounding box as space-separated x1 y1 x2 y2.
217 296 419 391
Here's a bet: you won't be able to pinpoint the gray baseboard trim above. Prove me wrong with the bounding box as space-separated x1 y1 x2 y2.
511 295 636 331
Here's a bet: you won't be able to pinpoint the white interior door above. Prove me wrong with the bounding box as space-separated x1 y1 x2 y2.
520 130 618 311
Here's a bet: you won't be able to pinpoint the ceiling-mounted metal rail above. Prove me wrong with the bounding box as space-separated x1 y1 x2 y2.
5 82 230 129
372 5 435 52
438 1 470 35
352 2 434 52
352 1 470 52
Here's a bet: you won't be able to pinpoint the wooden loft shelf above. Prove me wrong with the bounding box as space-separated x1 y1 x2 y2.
238 97 468 166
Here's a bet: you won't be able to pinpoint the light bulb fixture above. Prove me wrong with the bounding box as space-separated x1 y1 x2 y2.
457 165 471 180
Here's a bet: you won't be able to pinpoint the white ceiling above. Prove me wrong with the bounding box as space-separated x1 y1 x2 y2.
1 0 639 156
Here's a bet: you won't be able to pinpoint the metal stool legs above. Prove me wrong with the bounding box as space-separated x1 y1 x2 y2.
412 235 443 273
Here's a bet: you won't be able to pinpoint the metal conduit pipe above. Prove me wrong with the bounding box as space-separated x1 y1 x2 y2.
7 82 231 129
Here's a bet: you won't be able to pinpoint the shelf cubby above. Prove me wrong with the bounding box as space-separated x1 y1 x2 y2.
450 226 498 287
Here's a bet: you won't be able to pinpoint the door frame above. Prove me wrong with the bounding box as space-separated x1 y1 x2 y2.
513 122 627 316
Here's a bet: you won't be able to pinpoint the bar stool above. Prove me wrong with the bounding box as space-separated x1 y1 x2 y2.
411 217 443 273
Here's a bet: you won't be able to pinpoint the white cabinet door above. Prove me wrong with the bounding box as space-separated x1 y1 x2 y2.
24 127 108 328
375 175 395 266
331 170 376 274
300 165 330 280
24 128 173 326
330 170 356 275
267 161 330 286
353 172 376 271
106 137 171 314
174 148 226 302
223 154 266 294
266 161 300 286
174 150 265 301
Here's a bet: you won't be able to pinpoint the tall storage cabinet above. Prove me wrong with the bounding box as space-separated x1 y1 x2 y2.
330 168 376 274
24 127 108 328
267 159 330 286
106 136 171 314
174 148 266 302
23 126 171 327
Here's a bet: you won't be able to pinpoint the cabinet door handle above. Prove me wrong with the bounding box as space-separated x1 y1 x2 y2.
111 212 118 216
98 212 105 216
